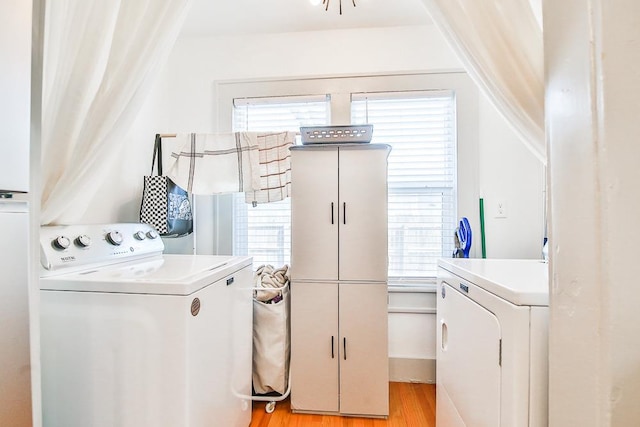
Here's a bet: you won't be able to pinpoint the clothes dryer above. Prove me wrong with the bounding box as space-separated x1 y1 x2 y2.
39 223 253 427
436 258 549 427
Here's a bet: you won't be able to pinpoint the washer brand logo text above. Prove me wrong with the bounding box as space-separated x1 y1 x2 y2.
60 256 76 262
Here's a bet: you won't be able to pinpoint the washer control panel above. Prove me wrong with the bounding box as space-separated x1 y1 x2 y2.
40 223 165 273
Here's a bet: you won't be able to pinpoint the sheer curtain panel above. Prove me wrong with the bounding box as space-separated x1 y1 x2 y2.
41 0 192 224
420 0 546 164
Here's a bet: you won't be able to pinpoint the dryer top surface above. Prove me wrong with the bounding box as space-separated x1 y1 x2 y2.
438 258 549 306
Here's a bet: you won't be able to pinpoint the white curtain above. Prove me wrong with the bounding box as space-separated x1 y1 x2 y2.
41 0 192 224
420 0 546 164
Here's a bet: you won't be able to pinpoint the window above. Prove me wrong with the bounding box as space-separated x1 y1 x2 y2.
232 95 331 268
352 91 457 279
218 72 475 283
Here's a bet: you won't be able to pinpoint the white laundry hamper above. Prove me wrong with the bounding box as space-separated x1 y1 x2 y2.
252 267 291 413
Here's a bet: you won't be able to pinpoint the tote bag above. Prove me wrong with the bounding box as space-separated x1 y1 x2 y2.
139 134 193 237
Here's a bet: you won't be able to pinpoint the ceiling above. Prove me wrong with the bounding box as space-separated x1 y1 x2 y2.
180 0 432 37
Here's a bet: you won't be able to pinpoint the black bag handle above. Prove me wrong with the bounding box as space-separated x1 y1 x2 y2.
151 134 163 175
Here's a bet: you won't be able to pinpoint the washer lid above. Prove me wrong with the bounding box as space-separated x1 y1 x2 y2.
40 255 252 295
438 258 549 306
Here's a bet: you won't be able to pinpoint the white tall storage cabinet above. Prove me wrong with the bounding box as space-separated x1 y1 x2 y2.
290 144 390 418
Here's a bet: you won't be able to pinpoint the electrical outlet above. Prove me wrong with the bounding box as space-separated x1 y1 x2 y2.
495 199 507 218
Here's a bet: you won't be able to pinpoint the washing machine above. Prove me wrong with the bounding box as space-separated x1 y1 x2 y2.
436 258 549 427
39 223 253 427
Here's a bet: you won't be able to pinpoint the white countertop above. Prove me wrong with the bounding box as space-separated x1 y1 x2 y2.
437 258 549 306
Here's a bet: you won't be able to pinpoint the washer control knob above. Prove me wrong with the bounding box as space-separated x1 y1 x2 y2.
75 235 92 248
52 236 71 250
146 230 159 240
134 231 146 240
106 231 124 246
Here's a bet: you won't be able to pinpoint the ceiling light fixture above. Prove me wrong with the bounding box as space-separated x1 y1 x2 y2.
311 0 357 15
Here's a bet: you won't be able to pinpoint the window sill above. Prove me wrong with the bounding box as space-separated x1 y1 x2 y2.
388 282 437 293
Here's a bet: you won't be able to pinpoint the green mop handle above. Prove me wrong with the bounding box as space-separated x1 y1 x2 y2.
479 198 487 258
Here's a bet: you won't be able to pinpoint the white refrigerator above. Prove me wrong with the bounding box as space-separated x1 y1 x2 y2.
0 201 32 425
0 0 35 425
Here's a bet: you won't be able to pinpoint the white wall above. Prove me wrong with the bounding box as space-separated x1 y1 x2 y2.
479 96 545 259
93 24 544 259
81 24 544 379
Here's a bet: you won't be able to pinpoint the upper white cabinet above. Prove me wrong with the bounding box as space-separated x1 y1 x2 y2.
290 148 339 281
0 0 32 192
290 144 390 282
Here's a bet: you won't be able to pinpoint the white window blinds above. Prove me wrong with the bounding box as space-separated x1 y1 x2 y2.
232 95 331 268
351 91 457 280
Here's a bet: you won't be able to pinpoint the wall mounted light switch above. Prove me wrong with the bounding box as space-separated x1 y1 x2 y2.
495 199 507 218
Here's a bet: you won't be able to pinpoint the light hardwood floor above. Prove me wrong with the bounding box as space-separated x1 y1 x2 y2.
249 382 436 427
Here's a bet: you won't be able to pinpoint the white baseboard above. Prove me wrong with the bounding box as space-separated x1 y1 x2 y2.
389 357 436 384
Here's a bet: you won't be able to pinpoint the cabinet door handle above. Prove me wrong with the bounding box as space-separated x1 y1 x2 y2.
343 202 346 225
441 320 448 351
331 336 335 358
331 202 334 224
343 337 347 360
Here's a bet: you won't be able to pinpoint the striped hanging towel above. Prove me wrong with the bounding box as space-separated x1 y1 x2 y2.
165 132 260 195
245 131 295 205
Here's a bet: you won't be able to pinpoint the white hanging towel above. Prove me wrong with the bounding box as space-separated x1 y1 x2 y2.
245 131 295 205
166 132 260 194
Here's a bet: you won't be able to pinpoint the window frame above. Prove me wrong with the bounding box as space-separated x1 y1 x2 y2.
351 90 458 280
212 72 480 285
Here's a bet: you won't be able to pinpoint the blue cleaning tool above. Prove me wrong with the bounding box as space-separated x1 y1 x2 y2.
457 217 472 258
